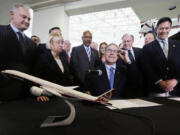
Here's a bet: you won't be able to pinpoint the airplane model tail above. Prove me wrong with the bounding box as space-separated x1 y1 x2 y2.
95 89 116 103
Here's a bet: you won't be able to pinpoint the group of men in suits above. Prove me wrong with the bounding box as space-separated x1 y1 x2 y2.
1 3 180 102
70 17 180 98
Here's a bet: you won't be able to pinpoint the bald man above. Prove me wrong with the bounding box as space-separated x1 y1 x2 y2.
70 30 99 91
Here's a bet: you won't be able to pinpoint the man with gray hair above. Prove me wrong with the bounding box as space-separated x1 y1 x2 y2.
85 43 137 98
0 3 38 101
122 33 142 62
122 33 143 96
63 40 71 63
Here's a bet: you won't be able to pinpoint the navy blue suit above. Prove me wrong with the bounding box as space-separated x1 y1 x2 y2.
141 39 180 96
170 31 180 41
85 63 137 99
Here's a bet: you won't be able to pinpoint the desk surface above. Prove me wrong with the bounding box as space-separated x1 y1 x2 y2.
0 97 180 135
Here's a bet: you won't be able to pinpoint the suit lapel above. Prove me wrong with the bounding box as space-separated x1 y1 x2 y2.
7 25 19 42
47 51 63 74
7 25 24 57
90 48 95 63
168 39 176 61
154 40 167 60
80 45 89 62
101 65 111 89
114 69 120 89
132 47 137 59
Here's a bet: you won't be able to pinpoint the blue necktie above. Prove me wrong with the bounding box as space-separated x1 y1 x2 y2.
109 67 114 89
86 47 91 61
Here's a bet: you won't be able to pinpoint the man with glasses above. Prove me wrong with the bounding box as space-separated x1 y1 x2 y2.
85 43 137 99
122 34 142 63
70 30 99 92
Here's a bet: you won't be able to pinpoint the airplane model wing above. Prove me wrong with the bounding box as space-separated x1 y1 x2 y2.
1 70 115 104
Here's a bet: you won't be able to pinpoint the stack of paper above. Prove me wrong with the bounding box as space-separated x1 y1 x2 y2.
168 97 180 102
107 99 161 110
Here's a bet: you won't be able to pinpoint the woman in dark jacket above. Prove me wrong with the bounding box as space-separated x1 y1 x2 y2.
34 34 71 101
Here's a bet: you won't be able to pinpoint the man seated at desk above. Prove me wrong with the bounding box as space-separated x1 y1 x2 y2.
85 43 138 99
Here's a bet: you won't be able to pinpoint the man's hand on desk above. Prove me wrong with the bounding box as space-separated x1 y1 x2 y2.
165 79 178 91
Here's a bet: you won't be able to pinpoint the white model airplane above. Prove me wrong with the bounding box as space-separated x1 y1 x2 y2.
1 70 115 104
1 70 116 127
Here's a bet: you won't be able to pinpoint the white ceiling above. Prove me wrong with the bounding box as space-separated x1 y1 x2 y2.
0 0 179 24
24 0 81 9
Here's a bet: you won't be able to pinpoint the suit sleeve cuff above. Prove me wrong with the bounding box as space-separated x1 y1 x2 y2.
155 79 162 84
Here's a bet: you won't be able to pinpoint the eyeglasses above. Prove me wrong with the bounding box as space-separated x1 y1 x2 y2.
105 49 119 54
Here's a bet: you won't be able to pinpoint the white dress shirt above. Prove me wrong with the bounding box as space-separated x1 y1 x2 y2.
105 63 116 80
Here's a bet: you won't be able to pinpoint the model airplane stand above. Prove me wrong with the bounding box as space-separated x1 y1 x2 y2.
40 100 76 128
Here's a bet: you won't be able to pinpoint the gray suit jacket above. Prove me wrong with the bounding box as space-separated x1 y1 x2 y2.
70 44 99 86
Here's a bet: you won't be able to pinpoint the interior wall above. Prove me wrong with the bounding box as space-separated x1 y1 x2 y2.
32 5 69 43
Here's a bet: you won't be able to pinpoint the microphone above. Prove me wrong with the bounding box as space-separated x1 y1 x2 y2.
88 69 102 76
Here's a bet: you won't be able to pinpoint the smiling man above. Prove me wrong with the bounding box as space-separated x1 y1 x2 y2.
70 30 99 92
141 17 180 97
0 3 38 101
85 43 137 99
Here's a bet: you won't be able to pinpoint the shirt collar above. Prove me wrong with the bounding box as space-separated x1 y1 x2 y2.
105 63 116 70
83 44 90 48
10 23 25 37
156 37 168 44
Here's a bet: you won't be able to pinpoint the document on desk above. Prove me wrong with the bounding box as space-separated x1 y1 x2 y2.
168 97 180 102
107 99 161 110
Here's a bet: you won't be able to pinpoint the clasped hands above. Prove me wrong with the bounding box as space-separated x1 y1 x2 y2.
159 79 178 92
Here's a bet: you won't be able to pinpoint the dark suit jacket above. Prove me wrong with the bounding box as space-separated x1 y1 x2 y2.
141 39 180 95
34 50 71 86
85 63 137 99
38 43 69 64
132 47 142 61
169 31 180 41
122 47 143 97
70 45 99 87
0 25 38 101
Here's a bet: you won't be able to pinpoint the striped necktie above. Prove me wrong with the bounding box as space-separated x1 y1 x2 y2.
161 40 168 58
86 47 91 61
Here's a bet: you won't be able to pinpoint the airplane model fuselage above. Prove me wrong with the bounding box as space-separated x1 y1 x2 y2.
1 70 115 104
